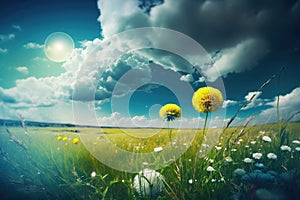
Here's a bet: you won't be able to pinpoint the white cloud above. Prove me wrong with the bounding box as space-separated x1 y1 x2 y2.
12 25 22 31
97 112 164 127
16 66 29 74
245 91 262 102
0 88 16 103
194 76 205 84
23 42 44 49
95 112 226 128
33 57 48 62
0 102 18 120
222 99 238 108
0 48 8 54
241 91 267 110
255 87 300 123
180 74 194 82
0 33 15 41
0 74 72 109
97 0 269 82
97 0 150 38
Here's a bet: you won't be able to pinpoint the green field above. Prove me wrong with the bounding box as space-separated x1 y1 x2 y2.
0 122 300 199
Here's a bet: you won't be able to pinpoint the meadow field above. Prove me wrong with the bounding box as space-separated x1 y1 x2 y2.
0 121 299 199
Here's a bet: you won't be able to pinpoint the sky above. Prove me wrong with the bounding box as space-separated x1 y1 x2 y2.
0 0 300 128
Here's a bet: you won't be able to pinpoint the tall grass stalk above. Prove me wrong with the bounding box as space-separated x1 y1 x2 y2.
224 68 283 130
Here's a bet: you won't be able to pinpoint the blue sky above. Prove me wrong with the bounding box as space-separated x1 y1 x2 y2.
0 0 300 128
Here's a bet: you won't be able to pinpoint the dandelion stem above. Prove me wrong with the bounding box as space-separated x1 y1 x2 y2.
193 112 208 182
167 121 173 145
202 112 208 137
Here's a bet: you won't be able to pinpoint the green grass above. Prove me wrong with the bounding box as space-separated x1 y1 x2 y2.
0 122 300 199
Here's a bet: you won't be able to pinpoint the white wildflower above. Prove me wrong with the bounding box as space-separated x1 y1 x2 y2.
292 140 300 144
231 148 237 152
295 147 300 151
280 145 291 152
133 169 165 197
211 179 216 182
225 156 233 162
188 179 193 184
134 146 140 150
91 171 97 178
243 158 254 163
267 153 277 160
252 153 263 160
250 141 256 144
262 136 272 142
154 146 163 153
259 131 266 134
209 159 214 163
206 166 215 172
215 146 222 150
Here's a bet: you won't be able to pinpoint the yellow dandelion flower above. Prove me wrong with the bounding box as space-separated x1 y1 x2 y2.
192 87 223 113
159 104 181 121
73 138 79 144
56 136 62 141
62 136 68 141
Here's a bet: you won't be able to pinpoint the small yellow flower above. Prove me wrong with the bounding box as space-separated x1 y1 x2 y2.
56 136 62 141
73 138 79 144
192 87 223 113
62 136 68 141
159 104 181 121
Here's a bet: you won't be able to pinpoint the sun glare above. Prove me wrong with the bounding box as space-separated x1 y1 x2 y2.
44 32 74 62
53 42 64 51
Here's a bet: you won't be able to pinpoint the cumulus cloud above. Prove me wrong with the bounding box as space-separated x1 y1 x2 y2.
0 33 15 41
16 66 29 74
0 88 16 103
96 112 224 128
12 25 21 31
97 0 150 38
241 91 264 110
0 102 17 120
23 42 44 49
255 87 300 123
222 99 238 108
0 74 72 109
180 74 194 82
96 0 300 82
97 112 164 127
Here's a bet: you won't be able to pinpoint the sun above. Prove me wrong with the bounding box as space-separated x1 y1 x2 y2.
44 32 74 62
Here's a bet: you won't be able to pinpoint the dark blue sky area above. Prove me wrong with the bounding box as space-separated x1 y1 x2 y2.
0 0 101 44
